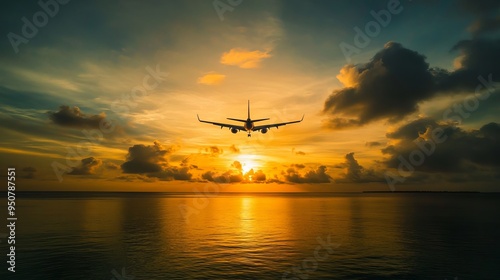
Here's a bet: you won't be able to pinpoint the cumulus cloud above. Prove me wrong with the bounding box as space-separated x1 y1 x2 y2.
202 170 244 183
334 153 382 183
201 160 267 183
382 119 500 177
121 141 170 173
121 141 194 181
197 72 226 85
283 165 331 183
220 48 271 69
48 105 107 129
323 32 500 129
69 157 102 175
323 42 436 129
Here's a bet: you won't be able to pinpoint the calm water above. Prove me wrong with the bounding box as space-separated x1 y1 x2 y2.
1 192 499 279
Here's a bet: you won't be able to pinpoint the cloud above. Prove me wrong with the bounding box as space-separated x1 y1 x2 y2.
365 141 382 147
438 38 500 92
283 165 331 183
228 144 240 153
149 166 193 181
382 119 500 177
121 141 194 181
220 48 271 69
323 42 436 129
48 105 107 129
334 153 382 183
197 72 226 85
202 170 244 183
105 162 120 170
201 161 267 183
292 148 306 155
205 146 223 157
467 16 500 36
252 169 267 181
323 39 500 129
121 141 171 174
291 163 305 169
231 160 242 171
69 157 102 175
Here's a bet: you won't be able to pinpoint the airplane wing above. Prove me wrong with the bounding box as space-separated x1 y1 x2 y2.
197 115 246 131
253 115 304 131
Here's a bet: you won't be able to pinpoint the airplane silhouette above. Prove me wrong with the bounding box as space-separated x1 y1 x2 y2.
197 100 304 137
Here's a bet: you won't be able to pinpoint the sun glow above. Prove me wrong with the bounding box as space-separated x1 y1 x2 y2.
237 154 260 174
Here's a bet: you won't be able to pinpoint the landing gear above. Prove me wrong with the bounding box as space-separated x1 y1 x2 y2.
247 133 251 137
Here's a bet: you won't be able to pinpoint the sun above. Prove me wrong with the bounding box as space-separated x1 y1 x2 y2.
237 154 259 174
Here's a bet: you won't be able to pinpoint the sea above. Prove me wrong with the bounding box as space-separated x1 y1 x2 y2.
1 192 499 279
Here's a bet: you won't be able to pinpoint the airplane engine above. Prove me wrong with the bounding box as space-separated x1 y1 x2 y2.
261 128 268 134
231 128 238 134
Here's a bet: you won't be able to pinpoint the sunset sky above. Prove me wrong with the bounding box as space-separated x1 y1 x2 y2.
1 0 499 192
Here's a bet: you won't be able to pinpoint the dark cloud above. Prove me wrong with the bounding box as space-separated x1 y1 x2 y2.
365 141 382 147
69 157 102 175
459 0 500 15
335 153 383 183
323 37 500 129
121 141 169 173
149 166 193 181
121 142 194 181
284 165 331 183
202 170 244 183
468 16 500 36
202 161 267 183
253 170 266 181
291 163 306 169
48 105 107 129
383 120 500 176
323 42 436 129
437 38 500 92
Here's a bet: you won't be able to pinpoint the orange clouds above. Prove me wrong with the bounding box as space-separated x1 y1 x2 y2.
220 48 271 69
197 72 226 85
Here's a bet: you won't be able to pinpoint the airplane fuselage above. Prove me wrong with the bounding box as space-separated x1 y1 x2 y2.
244 119 254 131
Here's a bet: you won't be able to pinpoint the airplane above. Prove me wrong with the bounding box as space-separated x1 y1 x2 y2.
197 100 304 137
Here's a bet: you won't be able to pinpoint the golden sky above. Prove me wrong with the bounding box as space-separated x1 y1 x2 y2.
1 0 500 192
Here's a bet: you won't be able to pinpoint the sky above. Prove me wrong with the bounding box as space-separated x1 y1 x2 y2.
1 0 499 192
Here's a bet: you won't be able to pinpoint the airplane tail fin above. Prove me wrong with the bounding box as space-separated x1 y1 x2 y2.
247 100 250 120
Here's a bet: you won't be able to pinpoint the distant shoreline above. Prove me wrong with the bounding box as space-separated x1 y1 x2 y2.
363 191 482 193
